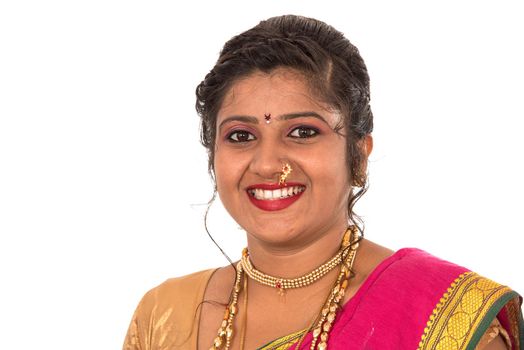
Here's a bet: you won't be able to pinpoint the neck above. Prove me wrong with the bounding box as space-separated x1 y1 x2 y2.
244 222 349 279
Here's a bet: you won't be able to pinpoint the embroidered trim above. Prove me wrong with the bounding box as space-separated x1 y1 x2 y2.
417 272 513 350
418 272 471 349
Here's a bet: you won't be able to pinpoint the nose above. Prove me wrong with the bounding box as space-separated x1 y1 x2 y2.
248 137 287 182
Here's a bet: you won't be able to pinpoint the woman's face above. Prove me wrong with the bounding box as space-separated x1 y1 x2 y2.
214 70 358 247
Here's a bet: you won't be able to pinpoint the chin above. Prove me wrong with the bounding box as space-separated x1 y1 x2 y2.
246 221 304 245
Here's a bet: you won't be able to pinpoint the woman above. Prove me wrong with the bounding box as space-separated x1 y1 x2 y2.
123 15 523 349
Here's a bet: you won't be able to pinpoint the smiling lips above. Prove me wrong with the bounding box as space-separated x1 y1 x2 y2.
246 182 306 211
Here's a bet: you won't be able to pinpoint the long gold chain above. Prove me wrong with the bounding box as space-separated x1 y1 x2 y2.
210 262 244 350
309 237 359 349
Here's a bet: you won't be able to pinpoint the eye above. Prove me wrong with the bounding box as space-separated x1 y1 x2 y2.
288 126 319 138
227 130 256 143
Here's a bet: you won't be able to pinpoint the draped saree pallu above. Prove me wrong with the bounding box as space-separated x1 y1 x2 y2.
123 249 523 350
416 272 521 350
266 249 523 350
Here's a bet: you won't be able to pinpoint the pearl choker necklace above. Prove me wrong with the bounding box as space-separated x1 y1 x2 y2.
241 244 346 296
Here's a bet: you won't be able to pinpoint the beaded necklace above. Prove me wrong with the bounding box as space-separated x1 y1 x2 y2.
241 246 345 296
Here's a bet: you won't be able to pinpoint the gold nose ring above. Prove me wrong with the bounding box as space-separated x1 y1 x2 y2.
278 163 292 185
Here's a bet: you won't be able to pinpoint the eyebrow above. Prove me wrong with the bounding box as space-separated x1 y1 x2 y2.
218 115 259 130
278 111 328 124
218 111 329 130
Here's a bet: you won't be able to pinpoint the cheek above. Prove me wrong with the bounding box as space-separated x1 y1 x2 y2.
313 140 349 172
213 147 245 193
213 151 229 191
320 142 351 188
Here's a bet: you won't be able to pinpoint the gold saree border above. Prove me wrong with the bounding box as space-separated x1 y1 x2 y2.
417 272 520 350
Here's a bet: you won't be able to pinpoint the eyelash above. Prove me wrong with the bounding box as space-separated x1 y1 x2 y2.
226 130 256 143
226 126 320 143
288 126 320 139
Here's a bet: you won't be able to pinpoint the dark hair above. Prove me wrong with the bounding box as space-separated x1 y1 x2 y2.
195 15 373 230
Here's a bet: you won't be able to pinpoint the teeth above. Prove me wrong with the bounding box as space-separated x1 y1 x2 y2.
249 186 305 200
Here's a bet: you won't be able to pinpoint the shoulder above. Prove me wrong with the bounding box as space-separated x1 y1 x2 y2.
377 248 469 289
354 242 469 294
355 247 470 302
351 247 471 314
123 269 217 350
372 248 519 315
150 269 217 298
137 268 217 316
386 247 469 273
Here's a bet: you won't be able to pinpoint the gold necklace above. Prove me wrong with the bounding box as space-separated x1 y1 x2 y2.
307 234 359 350
210 262 244 350
241 246 346 296
210 227 360 350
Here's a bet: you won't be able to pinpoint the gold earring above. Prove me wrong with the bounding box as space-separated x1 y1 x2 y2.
278 163 292 185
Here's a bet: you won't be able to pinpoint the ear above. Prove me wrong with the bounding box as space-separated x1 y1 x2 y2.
353 134 373 187
363 134 373 157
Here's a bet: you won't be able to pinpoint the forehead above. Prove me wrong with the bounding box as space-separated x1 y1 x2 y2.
217 70 339 124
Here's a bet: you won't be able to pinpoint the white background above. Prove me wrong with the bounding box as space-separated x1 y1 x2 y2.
1 1 523 349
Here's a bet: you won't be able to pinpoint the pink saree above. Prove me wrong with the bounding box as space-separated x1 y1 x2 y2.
283 248 523 349
123 248 523 349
